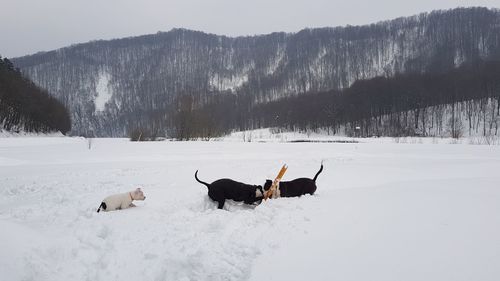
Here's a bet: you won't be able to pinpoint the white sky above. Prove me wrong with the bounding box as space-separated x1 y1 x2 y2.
1 0 499 58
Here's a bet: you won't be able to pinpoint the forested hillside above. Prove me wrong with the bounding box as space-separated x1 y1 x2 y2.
249 61 500 138
171 61 499 139
0 56 71 134
12 7 500 137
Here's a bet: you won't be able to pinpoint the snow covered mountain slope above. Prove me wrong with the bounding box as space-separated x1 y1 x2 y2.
12 7 500 136
1 138 499 281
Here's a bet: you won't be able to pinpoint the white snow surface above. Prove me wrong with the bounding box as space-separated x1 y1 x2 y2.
94 72 113 112
1 137 500 281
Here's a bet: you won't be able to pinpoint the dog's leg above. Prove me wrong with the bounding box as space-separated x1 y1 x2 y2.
129 203 136 207
217 199 225 209
120 201 131 210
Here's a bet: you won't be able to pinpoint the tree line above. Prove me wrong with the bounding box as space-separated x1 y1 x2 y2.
0 56 71 134
174 60 500 139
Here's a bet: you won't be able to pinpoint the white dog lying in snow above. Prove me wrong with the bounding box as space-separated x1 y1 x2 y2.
97 188 146 212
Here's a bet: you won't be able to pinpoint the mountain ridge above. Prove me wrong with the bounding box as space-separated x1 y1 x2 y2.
16 7 498 59
12 7 500 136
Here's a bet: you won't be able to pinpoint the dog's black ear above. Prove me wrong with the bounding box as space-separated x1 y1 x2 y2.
263 180 272 191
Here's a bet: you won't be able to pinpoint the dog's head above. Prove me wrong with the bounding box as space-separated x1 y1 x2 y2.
131 188 146 200
263 180 273 191
263 180 281 198
255 185 264 198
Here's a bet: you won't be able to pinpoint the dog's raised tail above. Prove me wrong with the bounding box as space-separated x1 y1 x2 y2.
97 202 107 213
195 170 211 189
313 164 324 182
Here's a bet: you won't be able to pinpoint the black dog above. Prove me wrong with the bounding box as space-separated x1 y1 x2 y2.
264 164 323 198
195 170 264 209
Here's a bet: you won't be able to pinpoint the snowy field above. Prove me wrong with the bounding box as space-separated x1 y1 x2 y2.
1 136 500 281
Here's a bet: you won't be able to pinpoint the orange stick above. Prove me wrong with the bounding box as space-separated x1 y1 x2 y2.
264 164 288 200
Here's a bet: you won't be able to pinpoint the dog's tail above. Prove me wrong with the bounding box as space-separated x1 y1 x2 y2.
195 170 211 189
97 202 107 213
313 164 324 182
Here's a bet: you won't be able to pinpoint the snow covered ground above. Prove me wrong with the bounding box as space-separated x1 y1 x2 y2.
1 137 500 281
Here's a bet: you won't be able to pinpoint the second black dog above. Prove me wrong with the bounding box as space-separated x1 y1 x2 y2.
264 164 323 198
195 170 264 209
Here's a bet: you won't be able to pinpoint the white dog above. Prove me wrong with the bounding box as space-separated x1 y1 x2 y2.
97 188 146 212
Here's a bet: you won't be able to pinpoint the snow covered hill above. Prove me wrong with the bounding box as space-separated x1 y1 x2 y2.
12 8 500 136
1 137 499 281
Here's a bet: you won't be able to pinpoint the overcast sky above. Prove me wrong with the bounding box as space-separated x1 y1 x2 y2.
1 0 499 58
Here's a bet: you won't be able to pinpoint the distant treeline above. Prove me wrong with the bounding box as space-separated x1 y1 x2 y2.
0 56 71 134
171 60 500 139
